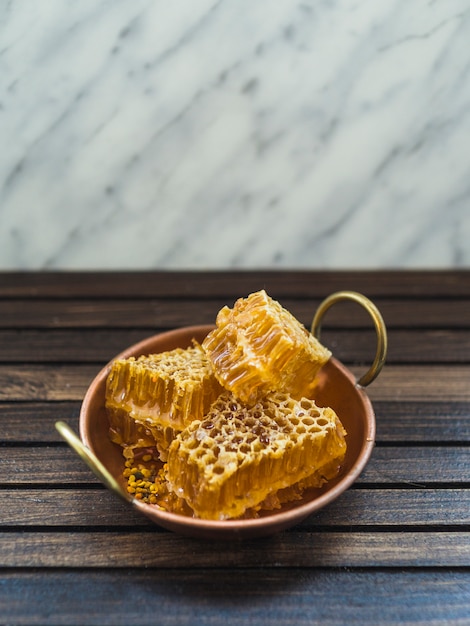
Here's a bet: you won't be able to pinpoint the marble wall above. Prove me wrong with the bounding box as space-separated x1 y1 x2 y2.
1 0 469 270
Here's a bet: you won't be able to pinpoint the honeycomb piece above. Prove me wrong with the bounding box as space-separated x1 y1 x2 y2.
105 344 223 452
254 454 347 513
166 392 347 520
108 405 178 461
202 290 331 404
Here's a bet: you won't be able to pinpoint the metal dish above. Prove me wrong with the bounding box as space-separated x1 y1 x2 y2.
57 291 387 540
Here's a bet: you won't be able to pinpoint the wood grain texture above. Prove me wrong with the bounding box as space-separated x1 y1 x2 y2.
0 569 468 626
0 530 469 567
1 269 470 297
0 271 469 625
1 298 470 329
1 488 468 527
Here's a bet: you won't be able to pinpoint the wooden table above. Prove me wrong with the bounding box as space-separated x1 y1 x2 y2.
0 270 469 625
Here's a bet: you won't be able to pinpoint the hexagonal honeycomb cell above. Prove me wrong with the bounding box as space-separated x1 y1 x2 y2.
166 392 347 520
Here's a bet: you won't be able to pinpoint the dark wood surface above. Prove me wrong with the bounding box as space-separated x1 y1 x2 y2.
0 270 469 625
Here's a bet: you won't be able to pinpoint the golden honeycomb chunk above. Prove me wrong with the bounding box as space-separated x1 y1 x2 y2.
105 344 223 458
166 392 347 520
202 290 331 404
107 405 178 462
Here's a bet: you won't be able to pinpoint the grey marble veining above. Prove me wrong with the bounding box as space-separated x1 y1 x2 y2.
1 0 469 269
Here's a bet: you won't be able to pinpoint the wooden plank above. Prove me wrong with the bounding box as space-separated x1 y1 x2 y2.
364 366 470 403
359 447 470 484
0 447 102 484
0 446 468 485
0 329 152 362
2 328 470 365
1 488 468 528
322 329 470 365
1 364 470 402
0 489 141 527
374 401 470 442
1 270 470 298
0 364 99 401
0 403 81 442
1 401 469 444
0 299 205 329
1 298 469 330
309 488 470 526
0 530 469 567
0 569 468 626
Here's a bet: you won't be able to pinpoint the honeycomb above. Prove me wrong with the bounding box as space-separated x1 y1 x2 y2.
108 405 177 462
166 392 347 520
105 344 223 458
202 290 331 404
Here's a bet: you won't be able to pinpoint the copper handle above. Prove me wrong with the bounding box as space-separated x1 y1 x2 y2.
311 290 387 387
55 421 133 503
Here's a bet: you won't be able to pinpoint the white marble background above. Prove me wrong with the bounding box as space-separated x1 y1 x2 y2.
1 0 469 269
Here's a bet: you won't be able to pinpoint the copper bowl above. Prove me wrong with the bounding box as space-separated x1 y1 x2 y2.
57 291 387 540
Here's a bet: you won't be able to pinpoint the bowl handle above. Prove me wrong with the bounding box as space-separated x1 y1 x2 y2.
310 290 387 387
55 421 133 504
